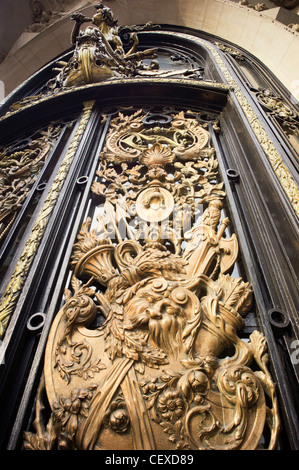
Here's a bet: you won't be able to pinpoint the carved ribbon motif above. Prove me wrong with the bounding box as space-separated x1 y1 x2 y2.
24 109 279 450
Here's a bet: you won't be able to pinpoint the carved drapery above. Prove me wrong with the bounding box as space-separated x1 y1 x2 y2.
24 108 279 450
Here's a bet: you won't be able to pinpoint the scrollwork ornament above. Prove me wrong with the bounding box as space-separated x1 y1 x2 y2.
92 109 224 252
197 36 299 216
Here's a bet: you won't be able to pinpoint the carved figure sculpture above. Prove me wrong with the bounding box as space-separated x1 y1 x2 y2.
24 109 279 450
47 3 205 90
48 3 158 88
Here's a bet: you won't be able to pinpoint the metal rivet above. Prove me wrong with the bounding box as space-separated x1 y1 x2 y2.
77 176 89 185
226 168 240 182
268 308 290 333
36 182 47 191
27 312 46 331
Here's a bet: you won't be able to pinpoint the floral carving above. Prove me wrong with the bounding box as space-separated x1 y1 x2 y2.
24 379 98 450
140 367 211 449
103 396 130 434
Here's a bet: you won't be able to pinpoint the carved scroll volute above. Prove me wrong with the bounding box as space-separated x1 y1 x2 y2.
25 109 279 451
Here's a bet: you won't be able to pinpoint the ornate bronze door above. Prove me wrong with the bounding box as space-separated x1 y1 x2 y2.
0 4 298 451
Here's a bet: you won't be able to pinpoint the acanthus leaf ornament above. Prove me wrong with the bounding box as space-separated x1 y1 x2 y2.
24 108 279 450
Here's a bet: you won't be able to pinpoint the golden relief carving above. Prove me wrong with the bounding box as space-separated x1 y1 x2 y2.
24 109 279 450
91 110 224 252
214 42 245 61
145 31 299 217
1 8 297 220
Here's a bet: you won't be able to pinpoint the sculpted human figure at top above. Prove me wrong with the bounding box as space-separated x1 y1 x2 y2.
48 3 158 88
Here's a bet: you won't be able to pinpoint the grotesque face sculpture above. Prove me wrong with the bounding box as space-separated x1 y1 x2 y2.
124 278 201 359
